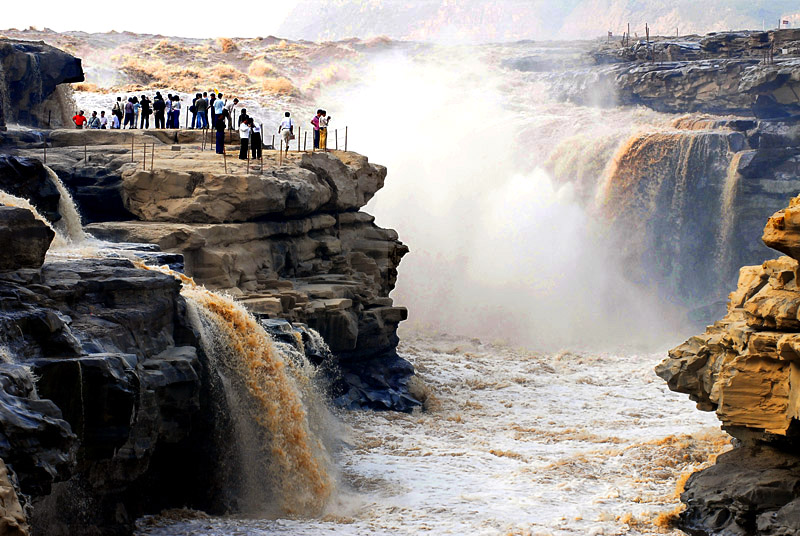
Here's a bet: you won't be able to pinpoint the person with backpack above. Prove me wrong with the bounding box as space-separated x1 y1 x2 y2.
112 97 124 123
190 93 200 129
87 111 101 129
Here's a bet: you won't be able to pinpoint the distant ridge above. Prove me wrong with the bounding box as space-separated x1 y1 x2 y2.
279 0 800 43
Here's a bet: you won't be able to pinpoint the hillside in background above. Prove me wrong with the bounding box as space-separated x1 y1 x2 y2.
280 0 800 42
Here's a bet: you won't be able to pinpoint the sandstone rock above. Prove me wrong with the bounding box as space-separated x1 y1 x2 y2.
121 166 331 223
763 197 800 260
0 207 54 270
300 152 386 211
0 459 30 536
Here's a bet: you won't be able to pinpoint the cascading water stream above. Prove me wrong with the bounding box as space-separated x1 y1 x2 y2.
714 152 744 276
44 165 87 243
138 263 335 516
0 189 69 248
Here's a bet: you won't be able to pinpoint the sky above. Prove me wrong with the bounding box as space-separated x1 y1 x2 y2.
5 0 294 38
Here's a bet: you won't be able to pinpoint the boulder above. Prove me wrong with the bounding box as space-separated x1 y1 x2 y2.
0 39 83 128
0 155 61 224
0 206 54 269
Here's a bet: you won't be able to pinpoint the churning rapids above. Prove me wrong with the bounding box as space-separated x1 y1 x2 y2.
66 41 740 535
138 333 724 536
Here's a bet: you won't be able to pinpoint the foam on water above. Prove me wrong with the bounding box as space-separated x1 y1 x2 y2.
137 331 727 536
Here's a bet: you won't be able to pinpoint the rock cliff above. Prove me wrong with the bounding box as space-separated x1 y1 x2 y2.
657 195 800 534
0 39 83 129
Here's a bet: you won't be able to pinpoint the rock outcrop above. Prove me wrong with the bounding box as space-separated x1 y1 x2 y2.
0 39 83 128
7 130 415 412
657 194 800 534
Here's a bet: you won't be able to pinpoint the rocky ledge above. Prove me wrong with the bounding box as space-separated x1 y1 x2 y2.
8 129 416 412
657 194 800 534
525 29 800 118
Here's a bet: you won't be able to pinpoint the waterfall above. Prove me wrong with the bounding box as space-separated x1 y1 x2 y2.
0 189 68 248
139 263 334 515
714 152 744 278
44 166 87 244
0 60 9 127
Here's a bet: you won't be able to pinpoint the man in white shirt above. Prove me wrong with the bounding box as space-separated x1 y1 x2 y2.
238 119 250 160
99 111 108 129
278 111 293 155
226 98 239 129
110 113 121 129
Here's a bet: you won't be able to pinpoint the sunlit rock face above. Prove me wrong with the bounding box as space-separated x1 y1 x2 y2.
657 195 800 534
0 39 83 128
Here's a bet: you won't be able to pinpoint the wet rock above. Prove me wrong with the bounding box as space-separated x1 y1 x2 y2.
0 155 61 223
681 445 800 536
0 459 30 536
0 39 83 128
0 207 54 270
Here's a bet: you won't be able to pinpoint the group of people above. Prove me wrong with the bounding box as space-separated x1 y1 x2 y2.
72 92 336 162
71 91 246 131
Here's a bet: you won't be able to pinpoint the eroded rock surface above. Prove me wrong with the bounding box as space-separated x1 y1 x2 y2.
658 194 800 534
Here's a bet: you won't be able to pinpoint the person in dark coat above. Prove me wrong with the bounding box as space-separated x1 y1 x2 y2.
215 109 229 155
153 93 166 129
140 95 152 129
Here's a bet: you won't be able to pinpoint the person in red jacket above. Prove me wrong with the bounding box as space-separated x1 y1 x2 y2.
72 111 87 129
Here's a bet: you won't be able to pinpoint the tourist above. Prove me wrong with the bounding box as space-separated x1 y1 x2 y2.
110 112 121 129
215 109 228 154
311 110 321 150
250 119 262 160
140 95 152 129
213 92 225 122
209 91 217 128
195 92 209 129
99 110 108 129
153 93 166 129
112 96 124 123
319 110 330 152
225 97 239 128
123 98 135 129
237 108 249 127
132 97 140 129
278 111 293 154
238 117 250 160
72 110 87 129
172 95 182 129
190 93 200 129
165 94 174 128
87 111 101 129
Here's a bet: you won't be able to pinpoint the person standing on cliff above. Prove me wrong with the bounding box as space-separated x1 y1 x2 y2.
140 95 152 129
87 111 100 129
165 94 173 128
238 117 250 160
171 96 182 129
279 111 293 155
153 93 166 129
318 110 330 152
112 97 124 123
72 110 87 129
250 119 262 160
311 110 321 150
225 98 239 129
195 92 209 129
215 109 228 154
99 111 108 129
209 91 217 128
123 98 135 129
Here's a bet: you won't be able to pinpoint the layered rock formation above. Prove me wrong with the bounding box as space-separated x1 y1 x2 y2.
657 196 800 534
0 39 83 129
6 129 415 411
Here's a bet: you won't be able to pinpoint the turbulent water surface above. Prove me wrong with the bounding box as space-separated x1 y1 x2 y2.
138 331 724 536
